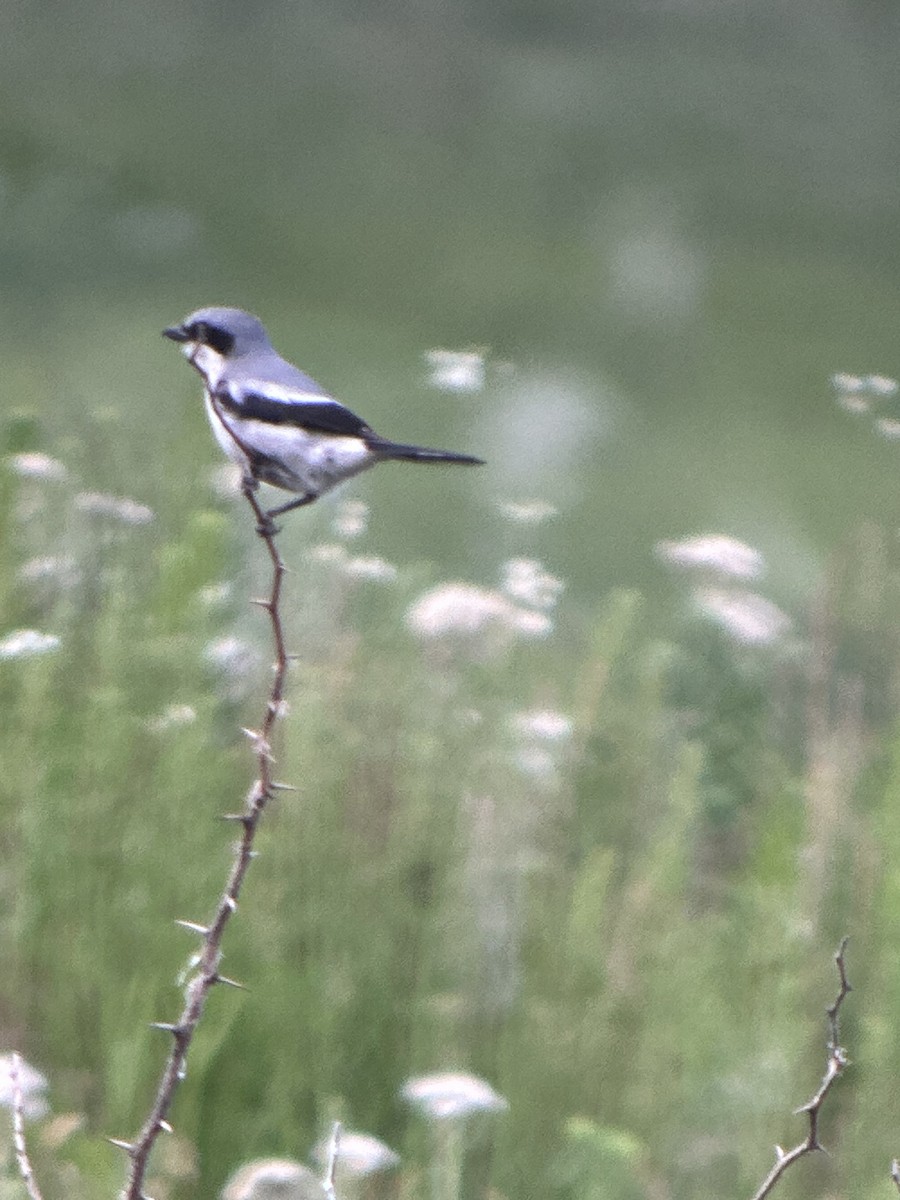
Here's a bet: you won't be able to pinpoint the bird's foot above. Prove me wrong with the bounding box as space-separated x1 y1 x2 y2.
255 513 282 538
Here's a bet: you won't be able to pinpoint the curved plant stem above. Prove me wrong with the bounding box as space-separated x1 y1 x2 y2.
750 937 851 1200
119 481 292 1200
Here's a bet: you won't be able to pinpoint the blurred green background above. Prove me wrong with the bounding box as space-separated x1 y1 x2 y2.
3 1 900 1198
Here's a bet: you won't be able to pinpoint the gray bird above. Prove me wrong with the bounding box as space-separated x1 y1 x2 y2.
163 306 483 527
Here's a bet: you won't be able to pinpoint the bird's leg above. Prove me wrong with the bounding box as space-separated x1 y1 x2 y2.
239 474 283 537
266 494 317 521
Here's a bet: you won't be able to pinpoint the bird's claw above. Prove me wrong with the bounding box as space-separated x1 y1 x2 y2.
255 514 282 538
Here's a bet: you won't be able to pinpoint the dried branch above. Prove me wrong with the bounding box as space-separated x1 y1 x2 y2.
118 481 293 1200
750 937 851 1200
10 1053 44 1200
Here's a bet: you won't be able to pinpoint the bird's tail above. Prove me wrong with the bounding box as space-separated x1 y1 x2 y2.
368 439 484 466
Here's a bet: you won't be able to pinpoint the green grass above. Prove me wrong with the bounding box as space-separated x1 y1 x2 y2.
0 445 895 1200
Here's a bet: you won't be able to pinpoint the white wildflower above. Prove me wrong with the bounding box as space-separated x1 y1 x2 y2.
312 1130 400 1176
425 349 486 393
694 588 791 646
75 492 155 525
146 704 197 733
204 637 262 699
510 709 573 742
655 535 764 581
875 417 900 440
401 1072 508 1121
509 709 573 783
832 372 898 412
343 555 398 583
836 393 871 414
866 374 898 396
406 583 553 644
830 372 866 394
208 463 244 500
0 1055 49 1120
197 581 234 608
0 629 60 659
514 746 559 781
7 452 68 482
501 558 564 611
221 1159 322 1200
18 555 81 590
497 498 558 525
306 543 348 567
332 499 369 540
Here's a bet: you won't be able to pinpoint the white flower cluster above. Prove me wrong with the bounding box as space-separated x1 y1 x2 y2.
508 708 574 782
425 349 486 393
305 542 398 583
0 1055 49 1120
0 629 61 659
693 588 791 647
655 535 763 581
832 371 898 414
497 498 557 525
406 583 551 645
657 534 791 647
74 491 155 525
406 557 563 656
400 1071 508 1121
7 452 68 482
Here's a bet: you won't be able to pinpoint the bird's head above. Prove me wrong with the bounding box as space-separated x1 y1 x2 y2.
163 307 271 379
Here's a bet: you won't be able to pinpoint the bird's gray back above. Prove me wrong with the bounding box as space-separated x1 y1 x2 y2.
225 349 333 400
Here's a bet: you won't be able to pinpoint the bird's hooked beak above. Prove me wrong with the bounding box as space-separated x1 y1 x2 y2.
162 324 190 343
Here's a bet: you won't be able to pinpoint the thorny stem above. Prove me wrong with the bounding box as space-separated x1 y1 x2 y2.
750 937 851 1200
120 481 292 1200
10 1053 44 1200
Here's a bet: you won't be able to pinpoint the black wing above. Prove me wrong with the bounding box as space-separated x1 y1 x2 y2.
214 386 375 438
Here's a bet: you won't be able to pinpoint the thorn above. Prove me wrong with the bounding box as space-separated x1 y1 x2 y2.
224 896 237 913
149 1022 184 1035
241 727 272 757
214 974 247 990
107 1137 134 1154
158 1120 173 1134
250 598 272 610
270 781 297 792
219 812 250 824
174 919 209 935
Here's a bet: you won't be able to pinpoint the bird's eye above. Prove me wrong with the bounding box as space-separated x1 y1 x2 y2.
184 320 234 354
203 325 235 355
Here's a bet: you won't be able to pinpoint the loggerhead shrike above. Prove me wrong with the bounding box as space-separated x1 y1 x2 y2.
163 306 484 528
